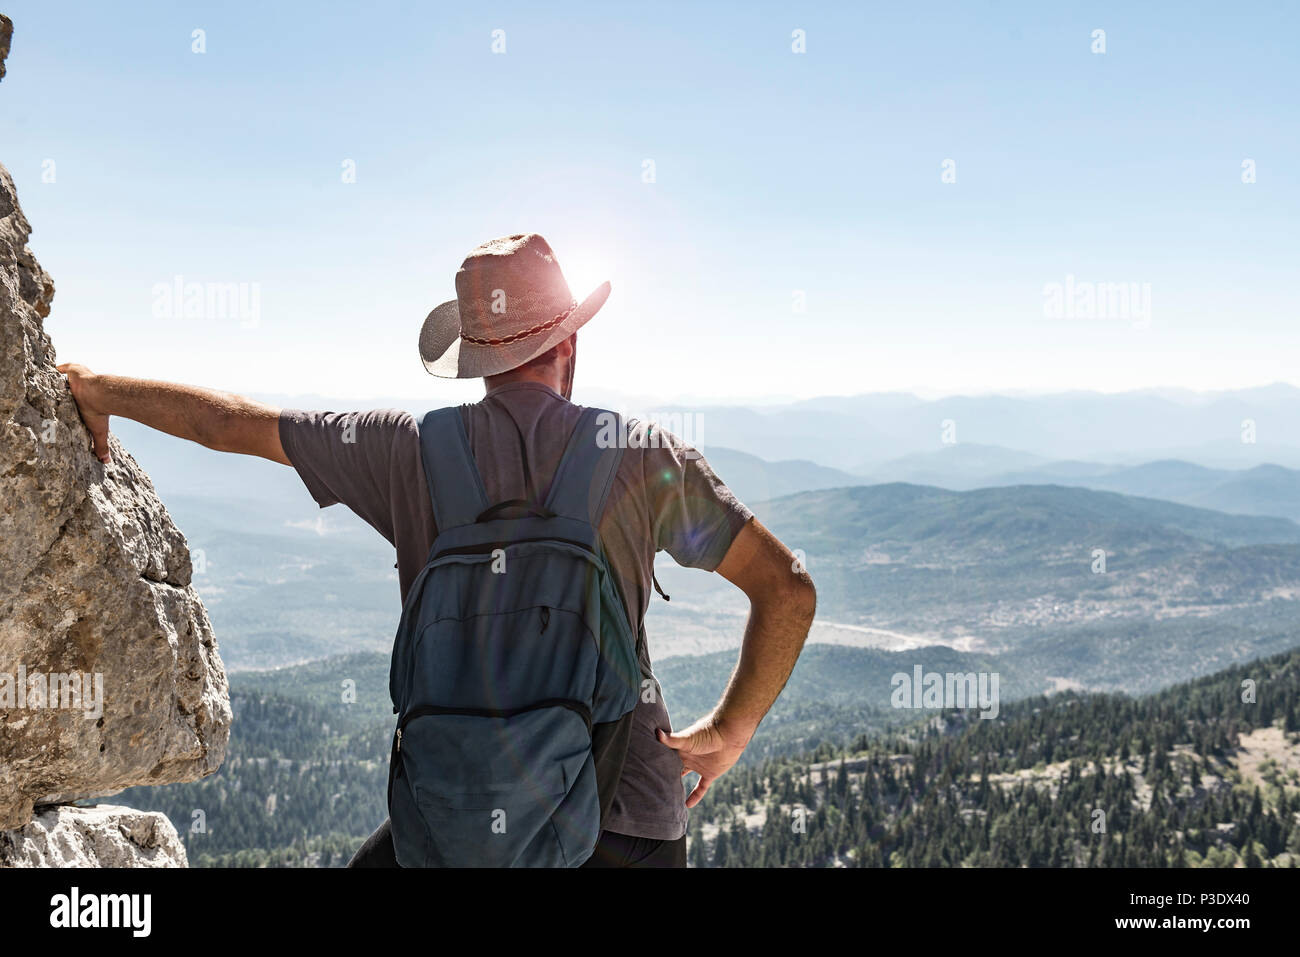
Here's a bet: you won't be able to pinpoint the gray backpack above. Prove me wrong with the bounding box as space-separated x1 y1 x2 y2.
387 405 642 867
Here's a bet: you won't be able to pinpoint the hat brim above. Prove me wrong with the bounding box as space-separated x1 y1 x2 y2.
418 281 611 378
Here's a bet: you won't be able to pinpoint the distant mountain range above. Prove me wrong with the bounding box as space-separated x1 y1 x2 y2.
658 384 1300 472
229 383 1300 473
977 459 1300 522
698 441 1300 530
689 447 863 503
853 446 1300 523
656 481 1300 695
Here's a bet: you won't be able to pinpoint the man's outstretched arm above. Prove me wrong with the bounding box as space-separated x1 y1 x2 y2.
57 363 290 466
657 516 816 807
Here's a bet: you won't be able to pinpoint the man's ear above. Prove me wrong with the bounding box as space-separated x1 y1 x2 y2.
562 332 577 400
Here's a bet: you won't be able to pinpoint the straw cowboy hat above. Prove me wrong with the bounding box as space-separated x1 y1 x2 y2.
419 233 611 378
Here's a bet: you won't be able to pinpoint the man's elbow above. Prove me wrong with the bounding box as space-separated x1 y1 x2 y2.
194 399 284 462
779 572 817 627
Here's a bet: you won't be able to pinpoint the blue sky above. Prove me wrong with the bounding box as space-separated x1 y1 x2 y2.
2 1 1297 403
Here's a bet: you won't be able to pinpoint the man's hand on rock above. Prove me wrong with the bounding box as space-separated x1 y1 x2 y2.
56 362 112 464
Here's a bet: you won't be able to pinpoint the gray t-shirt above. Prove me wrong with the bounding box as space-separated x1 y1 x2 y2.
278 380 752 840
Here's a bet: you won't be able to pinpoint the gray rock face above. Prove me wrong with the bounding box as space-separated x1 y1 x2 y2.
0 15 11 82
0 804 188 867
0 145 231 826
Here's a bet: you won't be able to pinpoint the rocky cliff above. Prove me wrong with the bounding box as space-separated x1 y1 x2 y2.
0 804 189 867
0 14 231 865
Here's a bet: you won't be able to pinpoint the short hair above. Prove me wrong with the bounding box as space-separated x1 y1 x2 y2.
515 340 563 371
511 332 573 373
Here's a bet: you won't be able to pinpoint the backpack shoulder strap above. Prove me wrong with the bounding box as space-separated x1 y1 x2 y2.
543 407 624 525
416 407 490 531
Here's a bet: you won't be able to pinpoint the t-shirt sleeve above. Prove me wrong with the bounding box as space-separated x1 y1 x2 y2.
639 421 754 571
278 407 417 545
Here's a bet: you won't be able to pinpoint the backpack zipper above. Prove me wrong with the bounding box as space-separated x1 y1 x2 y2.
398 699 593 736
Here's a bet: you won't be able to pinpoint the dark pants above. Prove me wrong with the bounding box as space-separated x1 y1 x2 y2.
347 817 686 868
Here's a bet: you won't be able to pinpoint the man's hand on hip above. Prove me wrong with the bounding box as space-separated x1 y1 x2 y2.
656 713 755 809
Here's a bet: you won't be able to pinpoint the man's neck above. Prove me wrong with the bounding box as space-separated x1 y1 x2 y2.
483 369 569 399
483 369 564 395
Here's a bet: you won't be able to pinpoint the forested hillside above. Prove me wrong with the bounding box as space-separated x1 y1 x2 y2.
688 648 1300 867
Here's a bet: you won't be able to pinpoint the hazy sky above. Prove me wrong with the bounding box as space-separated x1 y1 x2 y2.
2 1 1297 404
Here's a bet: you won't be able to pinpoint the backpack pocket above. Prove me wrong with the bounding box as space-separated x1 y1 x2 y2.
391 702 600 867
